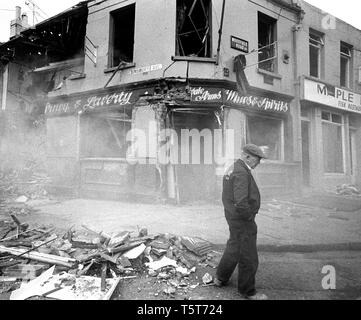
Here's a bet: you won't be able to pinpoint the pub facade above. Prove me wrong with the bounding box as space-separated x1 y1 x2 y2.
1 0 332 203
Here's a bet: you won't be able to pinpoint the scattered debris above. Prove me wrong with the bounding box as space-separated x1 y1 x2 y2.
336 184 361 197
0 215 217 300
202 273 213 285
0 169 51 202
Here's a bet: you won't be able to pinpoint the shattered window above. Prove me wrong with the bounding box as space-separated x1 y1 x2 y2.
176 0 211 58
109 4 135 67
258 12 277 72
80 109 132 158
246 115 283 161
340 42 352 88
322 111 344 173
309 30 324 78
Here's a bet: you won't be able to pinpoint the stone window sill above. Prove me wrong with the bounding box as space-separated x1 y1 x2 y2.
69 73 86 80
257 68 282 79
172 56 217 63
104 63 136 73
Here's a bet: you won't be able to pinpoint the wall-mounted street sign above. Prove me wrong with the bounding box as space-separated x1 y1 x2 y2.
230 36 249 53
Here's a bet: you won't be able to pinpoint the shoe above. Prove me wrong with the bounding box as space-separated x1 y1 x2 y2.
213 278 227 287
245 292 268 300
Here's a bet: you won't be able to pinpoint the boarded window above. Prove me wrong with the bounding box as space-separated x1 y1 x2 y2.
322 111 344 173
340 42 352 88
176 0 211 57
109 4 135 67
309 31 324 78
246 115 283 161
80 109 132 158
258 12 277 72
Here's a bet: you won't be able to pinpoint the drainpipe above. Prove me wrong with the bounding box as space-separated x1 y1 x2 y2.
216 0 226 65
292 9 305 191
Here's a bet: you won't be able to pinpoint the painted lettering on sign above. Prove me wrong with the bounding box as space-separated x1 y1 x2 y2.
82 92 133 111
191 87 222 102
225 90 289 113
305 79 361 114
45 90 136 115
45 102 71 114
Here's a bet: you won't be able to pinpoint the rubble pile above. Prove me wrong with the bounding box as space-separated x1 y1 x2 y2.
336 184 361 197
0 169 51 201
0 217 217 300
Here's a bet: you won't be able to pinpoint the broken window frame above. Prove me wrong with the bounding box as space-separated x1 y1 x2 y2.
321 110 345 174
309 30 324 79
257 12 278 73
108 4 136 68
80 108 133 159
246 113 284 162
176 0 212 58
340 42 352 88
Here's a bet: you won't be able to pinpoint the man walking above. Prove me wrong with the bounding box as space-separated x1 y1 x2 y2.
215 144 268 300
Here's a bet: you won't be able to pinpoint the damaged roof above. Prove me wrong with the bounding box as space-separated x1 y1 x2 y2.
0 1 93 64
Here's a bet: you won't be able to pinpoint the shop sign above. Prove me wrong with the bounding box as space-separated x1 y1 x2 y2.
190 87 222 102
304 78 361 114
45 89 143 116
224 90 290 113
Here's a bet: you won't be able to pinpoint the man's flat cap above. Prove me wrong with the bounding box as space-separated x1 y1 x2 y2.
243 144 267 159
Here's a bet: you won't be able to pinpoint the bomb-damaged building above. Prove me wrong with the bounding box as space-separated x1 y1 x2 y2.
0 0 360 203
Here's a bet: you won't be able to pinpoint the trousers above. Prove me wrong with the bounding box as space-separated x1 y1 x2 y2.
216 216 259 296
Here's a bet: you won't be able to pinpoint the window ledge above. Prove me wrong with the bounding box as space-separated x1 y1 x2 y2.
104 63 136 73
172 56 217 63
257 68 282 79
69 73 86 80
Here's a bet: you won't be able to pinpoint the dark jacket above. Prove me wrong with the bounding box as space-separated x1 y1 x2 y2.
222 159 261 221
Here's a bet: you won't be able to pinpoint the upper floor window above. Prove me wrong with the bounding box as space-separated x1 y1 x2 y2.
258 12 277 73
109 4 135 68
340 42 352 88
176 0 211 58
309 30 324 78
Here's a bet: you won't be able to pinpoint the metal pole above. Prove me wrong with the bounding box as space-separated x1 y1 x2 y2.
216 0 226 65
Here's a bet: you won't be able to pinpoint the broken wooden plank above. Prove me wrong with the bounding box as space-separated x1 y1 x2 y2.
107 240 146 254
101 262 108 292
102 277 121 300
0 245 76 268
2 264 46 280
99 252 118 264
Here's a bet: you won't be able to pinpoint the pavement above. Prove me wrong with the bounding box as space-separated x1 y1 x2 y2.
4 195 361 252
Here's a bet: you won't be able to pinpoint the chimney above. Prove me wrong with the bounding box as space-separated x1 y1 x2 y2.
21 13 30 28
10 7 29 38
15 6 21 20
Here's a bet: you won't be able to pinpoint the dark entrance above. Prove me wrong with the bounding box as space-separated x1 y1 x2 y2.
170 109 219 203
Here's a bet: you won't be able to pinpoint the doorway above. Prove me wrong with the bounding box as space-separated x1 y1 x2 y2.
170 108 219 203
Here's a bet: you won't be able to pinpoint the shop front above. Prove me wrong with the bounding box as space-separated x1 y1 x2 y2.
44 85 162 201
165 84 297 202
44 81 298 202
301 77 361 189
